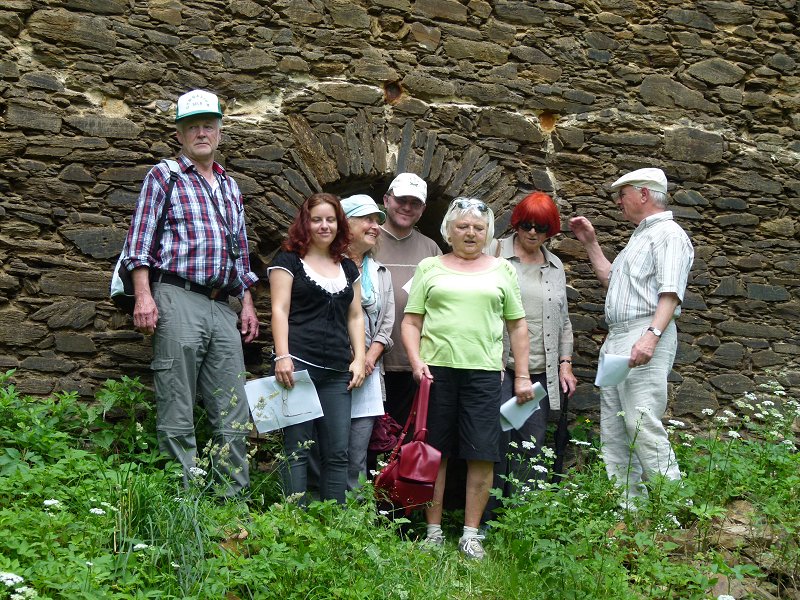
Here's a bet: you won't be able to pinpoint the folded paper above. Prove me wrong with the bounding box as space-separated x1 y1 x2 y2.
245 370 323 433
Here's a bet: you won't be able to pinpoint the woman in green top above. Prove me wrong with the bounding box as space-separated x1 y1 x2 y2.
402 197 533 561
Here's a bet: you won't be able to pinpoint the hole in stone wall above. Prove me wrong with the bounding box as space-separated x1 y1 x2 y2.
539 111 558 132
384 80 403 104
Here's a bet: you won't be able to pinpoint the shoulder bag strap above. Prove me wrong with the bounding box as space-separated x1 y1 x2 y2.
412 377 431 442
383 376 432 461
151 160 180 259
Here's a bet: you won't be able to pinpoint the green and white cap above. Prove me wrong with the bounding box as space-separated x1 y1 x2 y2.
175 89 223 122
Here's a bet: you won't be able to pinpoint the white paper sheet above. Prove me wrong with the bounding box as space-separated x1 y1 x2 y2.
499 381 547 431
594 353 631 387
351 368 383 418
402 277 413 294
245 370 323 433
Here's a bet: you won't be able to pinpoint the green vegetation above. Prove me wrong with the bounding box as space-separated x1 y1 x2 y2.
0 369 797 599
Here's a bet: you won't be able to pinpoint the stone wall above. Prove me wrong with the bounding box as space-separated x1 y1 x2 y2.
0 0 798 417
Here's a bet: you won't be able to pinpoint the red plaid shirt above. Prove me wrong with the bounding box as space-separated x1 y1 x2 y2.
122 155 258 297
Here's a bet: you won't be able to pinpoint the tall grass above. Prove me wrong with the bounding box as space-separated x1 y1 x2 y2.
0 369 797 599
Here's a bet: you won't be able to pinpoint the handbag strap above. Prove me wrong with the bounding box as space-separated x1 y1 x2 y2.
412 377 431 442
384 377 432 463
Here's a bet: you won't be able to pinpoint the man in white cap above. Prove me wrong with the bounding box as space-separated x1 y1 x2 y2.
120 89 259 499
375 173 442 427
569 167 694 508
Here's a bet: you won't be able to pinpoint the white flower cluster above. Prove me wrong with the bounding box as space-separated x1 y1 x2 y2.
189 466 207 478
701 408 715 416
1 572 24 587
11 586 38 599
133 543 150 551
43 499 61 508
89 507 106 515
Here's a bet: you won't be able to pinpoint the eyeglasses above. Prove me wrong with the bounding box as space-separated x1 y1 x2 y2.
518 222 550 234
452 198 489 213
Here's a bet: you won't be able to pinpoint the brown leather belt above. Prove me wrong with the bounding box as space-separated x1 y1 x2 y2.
153 271 230 302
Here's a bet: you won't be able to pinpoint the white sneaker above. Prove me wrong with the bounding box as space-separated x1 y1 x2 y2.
458 535 486 560
419 533 444 551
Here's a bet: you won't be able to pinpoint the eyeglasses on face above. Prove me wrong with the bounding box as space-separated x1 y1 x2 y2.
452 198 489 213
518 222 549 234
390 195 425 210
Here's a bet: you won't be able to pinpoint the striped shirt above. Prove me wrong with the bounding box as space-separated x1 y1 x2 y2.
605 211 693 325
121 155 258 297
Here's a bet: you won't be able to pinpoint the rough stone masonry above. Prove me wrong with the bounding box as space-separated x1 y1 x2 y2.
0 0 798 422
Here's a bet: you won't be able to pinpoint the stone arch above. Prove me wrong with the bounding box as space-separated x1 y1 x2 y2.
241 105 553 260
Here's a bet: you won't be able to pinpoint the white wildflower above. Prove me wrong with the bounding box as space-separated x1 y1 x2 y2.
188 466 207 478
521 485 531 493
521 440 535 450
533 465 548 473
1 572 24 586
10 586 37 600
743 392 757 402
136 422 144 432
717 595 736 600
85 561 93 568
508 441 518 449
634 406 649 413
682 442 691 447
727 430 741 439
753 413 765 420
701 408 714 416
43 499 61 508
171 562 181 569
682 433 694 441
570 439 591 447
714 416 730 424
541 447 555 459
89 507 106 515
761 400 775 407
133 543 150 551
668 420 685 427
724 409 736 418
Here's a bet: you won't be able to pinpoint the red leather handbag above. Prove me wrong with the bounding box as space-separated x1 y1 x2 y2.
374 377 442 514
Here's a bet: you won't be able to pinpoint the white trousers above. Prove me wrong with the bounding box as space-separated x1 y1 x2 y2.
599 317 681 503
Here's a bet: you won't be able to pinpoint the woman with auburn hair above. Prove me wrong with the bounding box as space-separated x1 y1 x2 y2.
486 191 577 508
269 192 366 504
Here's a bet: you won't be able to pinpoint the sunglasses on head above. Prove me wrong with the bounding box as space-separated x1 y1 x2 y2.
518 222 550 234
452 198 489 213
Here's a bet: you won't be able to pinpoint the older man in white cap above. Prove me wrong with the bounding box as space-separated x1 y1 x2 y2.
375 173 442 427
569 167 694 508
120 89 259 499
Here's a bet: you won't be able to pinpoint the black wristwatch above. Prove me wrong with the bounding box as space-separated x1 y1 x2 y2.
647 326 662 338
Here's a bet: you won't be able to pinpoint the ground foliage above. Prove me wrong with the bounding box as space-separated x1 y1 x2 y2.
0 370 798 599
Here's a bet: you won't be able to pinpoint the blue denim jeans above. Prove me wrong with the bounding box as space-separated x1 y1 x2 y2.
281 363 352 504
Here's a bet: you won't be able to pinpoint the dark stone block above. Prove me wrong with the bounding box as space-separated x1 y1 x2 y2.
0 311 49 346
39 271 109 300
717 320 788 339
709 373 753 394
747 283 790 302
711 275 745 297
20 355 76 373
54 332 97 354
61 226 127 259
675 341 702 365
711 342 745 367
31 298 97 329
673 378 717 417
494 2 546 25
665 128 724 163
665 8 716 31
6 101 62 133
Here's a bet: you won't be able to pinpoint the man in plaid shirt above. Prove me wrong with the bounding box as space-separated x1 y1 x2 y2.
120 89 259 498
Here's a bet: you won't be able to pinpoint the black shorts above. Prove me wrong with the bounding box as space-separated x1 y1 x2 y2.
426 366 502 462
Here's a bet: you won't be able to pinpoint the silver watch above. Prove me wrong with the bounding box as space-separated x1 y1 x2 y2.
647 326 662 338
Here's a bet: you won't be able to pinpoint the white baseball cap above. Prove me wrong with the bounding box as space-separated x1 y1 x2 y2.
175 89 223 122
388 173 427 203
610 168 668 194
341 194 386 224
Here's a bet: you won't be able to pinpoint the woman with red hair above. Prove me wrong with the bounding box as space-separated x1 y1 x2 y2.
269 192 366 504
487 192 577 502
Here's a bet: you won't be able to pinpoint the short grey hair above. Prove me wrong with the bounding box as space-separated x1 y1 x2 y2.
439 197 495 247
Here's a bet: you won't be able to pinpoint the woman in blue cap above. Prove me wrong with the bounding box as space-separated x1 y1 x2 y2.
340 194 395 490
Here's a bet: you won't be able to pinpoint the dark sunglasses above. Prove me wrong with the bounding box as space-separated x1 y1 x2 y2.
452 198 489 212
518 222 549 234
